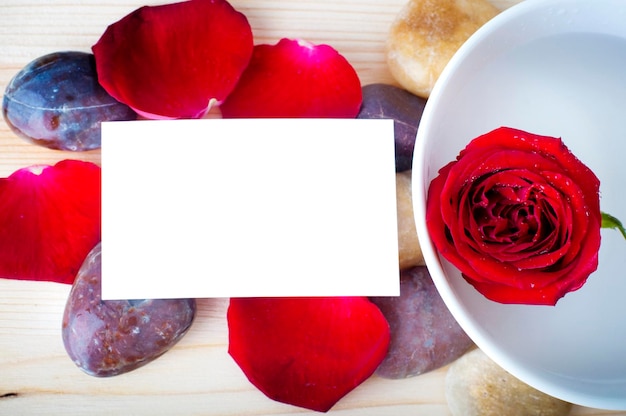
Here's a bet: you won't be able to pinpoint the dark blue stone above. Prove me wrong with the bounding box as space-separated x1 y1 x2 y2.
2 51 137 151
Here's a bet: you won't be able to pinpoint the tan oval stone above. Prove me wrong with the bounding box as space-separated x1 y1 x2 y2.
396 170 424 269
446 349 573 416
387 0 499 98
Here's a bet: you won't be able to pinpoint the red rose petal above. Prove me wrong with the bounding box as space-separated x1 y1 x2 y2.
0 160 101 284
426 127 601 305
92 0 253 119
220 38 362 118
227 297 390 412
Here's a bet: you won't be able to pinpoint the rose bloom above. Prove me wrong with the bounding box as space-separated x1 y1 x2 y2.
426 127 601 305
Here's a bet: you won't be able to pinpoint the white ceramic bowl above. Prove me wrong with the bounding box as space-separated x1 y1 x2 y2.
413 0 626 410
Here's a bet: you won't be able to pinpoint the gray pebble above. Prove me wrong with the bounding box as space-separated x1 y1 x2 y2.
370 266 473 378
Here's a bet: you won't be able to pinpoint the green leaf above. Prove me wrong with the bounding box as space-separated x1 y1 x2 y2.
601 212 626 240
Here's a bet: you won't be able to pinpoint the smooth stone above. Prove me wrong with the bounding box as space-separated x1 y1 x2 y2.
396 170 424 269
62 243 196 377
356 83 426 172
3 52 136 151
370 266 474 378
446 349 573 416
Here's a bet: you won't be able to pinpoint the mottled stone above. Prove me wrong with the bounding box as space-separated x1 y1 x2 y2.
3 51 136 151
62 243 196 377
370 266 473 378
446 349 573 416
356 83 426 172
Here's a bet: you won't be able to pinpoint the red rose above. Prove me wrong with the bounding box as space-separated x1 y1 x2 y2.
426 127 601 305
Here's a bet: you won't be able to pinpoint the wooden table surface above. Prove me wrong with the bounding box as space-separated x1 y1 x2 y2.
0 1 623 415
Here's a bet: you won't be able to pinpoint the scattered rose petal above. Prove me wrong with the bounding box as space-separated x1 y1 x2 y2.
227 297 390 412
0 160 101 284
92 0 253 119
220 38 362 118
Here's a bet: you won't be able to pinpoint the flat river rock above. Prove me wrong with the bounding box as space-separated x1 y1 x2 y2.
446 349 572 416
62 243 196 376
370 266 473 378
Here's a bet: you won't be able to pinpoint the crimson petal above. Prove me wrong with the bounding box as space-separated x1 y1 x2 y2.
227 297 390 412
0 160 101 284
92 0 253 119
220 38 362 118
426 127 601 305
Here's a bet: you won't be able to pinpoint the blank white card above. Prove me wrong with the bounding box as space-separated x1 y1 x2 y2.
101 118 399 300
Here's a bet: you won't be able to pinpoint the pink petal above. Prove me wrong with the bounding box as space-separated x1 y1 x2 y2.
0 160 101 284
92 0 253 119
220 38 362 118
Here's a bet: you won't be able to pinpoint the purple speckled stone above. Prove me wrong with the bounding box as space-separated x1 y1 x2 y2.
62 243 196 377
356 83 426 172
370 266 474 379
2 51 136 151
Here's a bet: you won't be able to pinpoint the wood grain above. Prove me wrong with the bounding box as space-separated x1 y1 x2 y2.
0 1 622 415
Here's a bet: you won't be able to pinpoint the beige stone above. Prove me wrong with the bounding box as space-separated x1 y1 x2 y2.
387 0 499 98
446 349 573 416
396 170 424 269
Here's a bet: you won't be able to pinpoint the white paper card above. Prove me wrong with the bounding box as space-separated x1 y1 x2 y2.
101 118 399 299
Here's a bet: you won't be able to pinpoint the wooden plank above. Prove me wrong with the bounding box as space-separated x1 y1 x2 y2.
0 1 622 414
